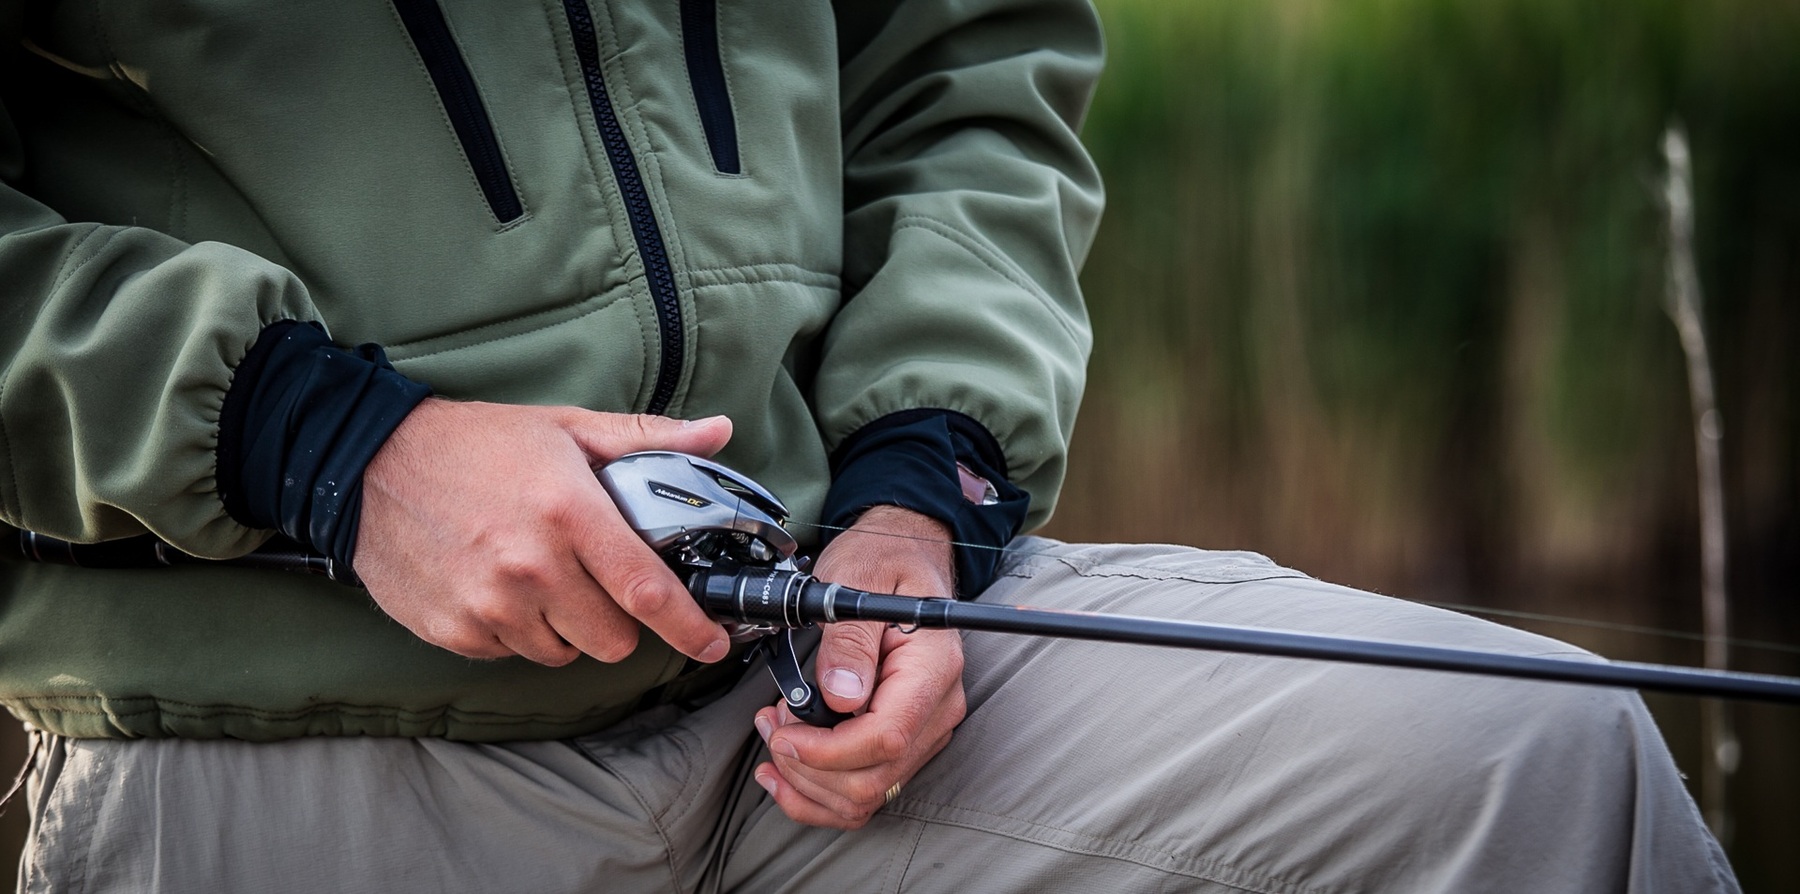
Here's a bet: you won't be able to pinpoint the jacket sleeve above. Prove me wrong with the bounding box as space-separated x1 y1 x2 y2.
816 0 1104 531
0 93 326 558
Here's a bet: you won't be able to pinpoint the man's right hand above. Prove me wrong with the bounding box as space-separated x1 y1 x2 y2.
353 399 735 667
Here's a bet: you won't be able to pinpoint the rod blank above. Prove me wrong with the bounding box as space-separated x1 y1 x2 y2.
689 564 1800 706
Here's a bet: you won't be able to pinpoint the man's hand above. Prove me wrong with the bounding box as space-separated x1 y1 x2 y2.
752 505 966 829
354 399 735 666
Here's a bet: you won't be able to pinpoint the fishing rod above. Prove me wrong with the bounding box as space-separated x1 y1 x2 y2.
685 558 1800 707
7 451 1800 725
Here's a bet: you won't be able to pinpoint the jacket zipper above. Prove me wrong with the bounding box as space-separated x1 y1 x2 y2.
391 0 525 224
679 0 741 174
562 0 684 415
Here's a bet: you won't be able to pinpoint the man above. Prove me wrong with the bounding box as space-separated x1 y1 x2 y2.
0 0 1736 890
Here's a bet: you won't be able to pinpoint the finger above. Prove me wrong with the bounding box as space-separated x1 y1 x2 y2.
753 761 880 830
542 593 643 664
563 411 733 464
814 620 884 713
764 755 898 827
753 707 900 829
464 537 634 665
414 613 515 661
786 723 952 814
492 618 583 667
758 704 955 828
456 587 584 665
567 495 730 663
756 657 962 825
455 516 642 664
770 630 963 772
768 698 961 802
768 710 909 776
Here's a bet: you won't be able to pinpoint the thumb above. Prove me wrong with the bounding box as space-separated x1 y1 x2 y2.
815 620 883 713
565 411 733 463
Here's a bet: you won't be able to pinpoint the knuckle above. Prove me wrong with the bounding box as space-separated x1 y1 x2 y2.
618 413 657 444
824 622 881 662
842 776 885 807
944 688 968 726
840 800 878 827
537 491 585 527
490 550 555 592
535 643 581 667
588 628 640 663
875 726 911 764
814 786 861 819
436 625 506 659
465 591 522 630
777 801 825 827
937 637 965 676
460 642 512 660
610 567 672 618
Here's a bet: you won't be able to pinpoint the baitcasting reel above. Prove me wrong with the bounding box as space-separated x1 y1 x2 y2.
598 451 848 726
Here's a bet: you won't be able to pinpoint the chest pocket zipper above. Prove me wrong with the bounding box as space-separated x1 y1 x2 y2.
392 0 526 224
679 0 741 174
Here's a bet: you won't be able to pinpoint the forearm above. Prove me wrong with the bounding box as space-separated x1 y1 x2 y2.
817 0 1105 532
0 181 325 555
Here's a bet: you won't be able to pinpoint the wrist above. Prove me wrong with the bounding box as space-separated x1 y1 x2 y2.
821 410 1028 597
853 504 952 542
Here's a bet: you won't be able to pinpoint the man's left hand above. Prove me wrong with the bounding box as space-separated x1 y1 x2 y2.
752 505 966 829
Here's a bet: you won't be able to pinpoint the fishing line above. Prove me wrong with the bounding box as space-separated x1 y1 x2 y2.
1411 601 1800 659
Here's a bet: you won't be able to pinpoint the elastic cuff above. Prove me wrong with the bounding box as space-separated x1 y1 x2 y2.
216 320 432 576
822 409 1028 597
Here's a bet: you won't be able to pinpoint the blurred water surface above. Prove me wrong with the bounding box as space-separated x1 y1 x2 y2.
1043 0 1799 888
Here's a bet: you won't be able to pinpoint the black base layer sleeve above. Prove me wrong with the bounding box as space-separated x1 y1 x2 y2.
821 409 1029 597
216 320 432 578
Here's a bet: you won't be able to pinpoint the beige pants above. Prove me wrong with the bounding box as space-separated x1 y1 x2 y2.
16 541 1737 893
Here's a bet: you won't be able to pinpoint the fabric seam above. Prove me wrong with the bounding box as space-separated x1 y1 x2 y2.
574 723 693 892
681 262 840 290
46 225 107 295
888 215 1085 345
886 799 1330 894
384 283 639 360
885 819 928 893
1062 563 1315 587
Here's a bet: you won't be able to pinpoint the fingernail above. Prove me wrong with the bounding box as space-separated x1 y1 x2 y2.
698 638 728 663
823 668 865 701
755 715 772 742
755 771 778 796
774 739 798 760
683 415 729 428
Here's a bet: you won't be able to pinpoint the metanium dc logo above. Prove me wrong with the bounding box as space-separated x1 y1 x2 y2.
648 481 711 508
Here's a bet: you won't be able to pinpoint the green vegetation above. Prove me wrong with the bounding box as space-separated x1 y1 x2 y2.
1066 0 1797 591
1056 1 1800 882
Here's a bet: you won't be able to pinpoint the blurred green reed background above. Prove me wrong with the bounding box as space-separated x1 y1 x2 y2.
1038 0 1798 887
5 0 1798 885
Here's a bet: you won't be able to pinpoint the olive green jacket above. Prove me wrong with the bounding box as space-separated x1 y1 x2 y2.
0 0 1101 740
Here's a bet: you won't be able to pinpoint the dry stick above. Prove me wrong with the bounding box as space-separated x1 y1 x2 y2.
1661 123 1736 842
